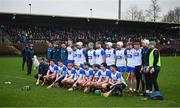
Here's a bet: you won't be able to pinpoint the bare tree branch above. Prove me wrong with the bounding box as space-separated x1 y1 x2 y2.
162 7 180 23
127 5 146 21
146 0 161 22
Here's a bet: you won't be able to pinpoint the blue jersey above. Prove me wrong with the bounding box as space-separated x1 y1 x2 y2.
76 68 85 80
57 65 67 76
48 65 58 73
93 71 101 81
99 69 111 81
84 68 94 80
65 68 76 78
109 72 121 84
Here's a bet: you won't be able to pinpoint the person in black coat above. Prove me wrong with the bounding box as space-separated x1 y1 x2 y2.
53 42 61 65
26 44 36 75
35 58 49 85
22 44 29 71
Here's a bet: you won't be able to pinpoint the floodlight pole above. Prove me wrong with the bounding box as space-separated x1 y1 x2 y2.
118 0 121 20
29 3 32 15
90 8 92 17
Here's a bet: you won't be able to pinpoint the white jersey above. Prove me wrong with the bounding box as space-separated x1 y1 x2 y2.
115 48 126 66
105 48 115 66
87 49 95 66
48 65 58 73
134 48 142 66
94 48 105 65
73 50 78 64
75 68 85 80
110 72 126 85
93 71 101 81
84 68 94 80
74 48 87 64
57 65 67 77
65 68 76 80
125 49 135 67
67 46 74 60
99 69 111 81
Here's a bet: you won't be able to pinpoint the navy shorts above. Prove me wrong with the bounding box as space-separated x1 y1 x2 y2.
117 66 126 72
126 66 135 73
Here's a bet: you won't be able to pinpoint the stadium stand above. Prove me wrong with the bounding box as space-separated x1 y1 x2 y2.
0 13 180 55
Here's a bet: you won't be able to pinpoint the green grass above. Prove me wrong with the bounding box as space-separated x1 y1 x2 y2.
0 57 180 107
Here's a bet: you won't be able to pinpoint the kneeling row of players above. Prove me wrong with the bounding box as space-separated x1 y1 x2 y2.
35 59 126 97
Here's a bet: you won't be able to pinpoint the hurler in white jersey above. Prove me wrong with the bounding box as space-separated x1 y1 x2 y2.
115 41 126 74
105 42 115 69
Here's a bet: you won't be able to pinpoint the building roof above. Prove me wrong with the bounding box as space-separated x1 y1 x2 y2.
0 12 179 30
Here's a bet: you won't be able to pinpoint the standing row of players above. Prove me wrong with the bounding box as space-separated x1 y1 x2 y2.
41 39 163 99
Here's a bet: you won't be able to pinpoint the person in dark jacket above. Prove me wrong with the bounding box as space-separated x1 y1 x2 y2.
35 58 49 85
133 42 145 95
22 44 29 71
141 39 151 96
26 44 36 75
60 43 68 64
53 42 61 65
47 42 54 62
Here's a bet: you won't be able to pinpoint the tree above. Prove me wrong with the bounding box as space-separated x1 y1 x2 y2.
127 5 146 21
136 10 146 21
174 7 180 23
162 10 175 23
146 0 161 22
162 7 180 23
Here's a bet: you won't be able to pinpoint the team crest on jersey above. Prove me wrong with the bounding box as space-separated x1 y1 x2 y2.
127 54 132 58
134 52 139 56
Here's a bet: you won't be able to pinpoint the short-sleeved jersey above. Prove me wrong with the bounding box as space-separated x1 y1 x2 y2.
115 48 126 66
67 46 74 60
109 72 121 84
94 48 105 65
88 49 95 65
134 48 143 66
75 68 85 80
74 48 87 64
105 48 115 66
125 49 135 67
65 68 76 79
48 65 58 73
57 65 67 76
99 69 111 81
93 70 101 82
84 68 94 80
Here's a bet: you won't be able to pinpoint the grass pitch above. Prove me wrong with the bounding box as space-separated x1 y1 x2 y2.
0 57 180 107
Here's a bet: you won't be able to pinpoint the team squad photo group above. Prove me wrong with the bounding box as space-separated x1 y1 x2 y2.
23 39 163 100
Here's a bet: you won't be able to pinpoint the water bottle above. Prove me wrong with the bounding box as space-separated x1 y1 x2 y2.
4 81 11 85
